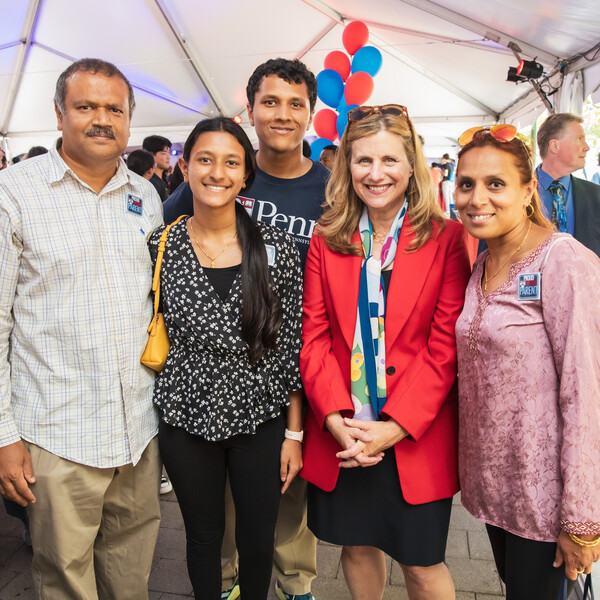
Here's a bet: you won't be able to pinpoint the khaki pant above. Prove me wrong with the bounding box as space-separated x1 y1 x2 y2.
26 438 161 600
221 475 317 595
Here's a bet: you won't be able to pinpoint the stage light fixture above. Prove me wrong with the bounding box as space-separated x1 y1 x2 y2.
516 60 544 79
506 66 525 83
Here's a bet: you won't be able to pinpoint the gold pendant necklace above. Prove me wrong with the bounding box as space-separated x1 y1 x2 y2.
189 218 236 268
484 220 532 291
372 230 387 244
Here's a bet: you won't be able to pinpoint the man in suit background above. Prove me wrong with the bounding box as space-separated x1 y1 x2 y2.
478 114 600 258
536 112 600 256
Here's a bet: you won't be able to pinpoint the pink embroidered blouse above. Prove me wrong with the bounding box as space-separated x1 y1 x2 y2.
456 233 600 542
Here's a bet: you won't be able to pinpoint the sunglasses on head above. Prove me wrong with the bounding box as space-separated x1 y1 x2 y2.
458 124 518 147
347 104 409 123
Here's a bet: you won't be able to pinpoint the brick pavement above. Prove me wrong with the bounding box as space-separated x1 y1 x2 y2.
1 492 590 599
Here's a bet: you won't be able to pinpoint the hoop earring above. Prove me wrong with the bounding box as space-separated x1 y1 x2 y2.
523 203 534 218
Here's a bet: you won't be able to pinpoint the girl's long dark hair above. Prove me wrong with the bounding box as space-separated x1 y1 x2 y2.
235 202 282 364
183 117 282 365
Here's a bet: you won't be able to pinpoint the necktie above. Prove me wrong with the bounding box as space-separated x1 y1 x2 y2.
549 180 567 232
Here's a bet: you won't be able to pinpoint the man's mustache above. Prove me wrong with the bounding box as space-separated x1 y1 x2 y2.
85 127 116 139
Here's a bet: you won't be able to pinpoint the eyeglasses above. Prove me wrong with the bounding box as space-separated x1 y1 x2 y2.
458 124 518 147
347 104 409 123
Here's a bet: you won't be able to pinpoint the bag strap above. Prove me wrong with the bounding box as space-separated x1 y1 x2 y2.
583 573 594 600
557 573 594 599
540 235 569 271
151 215 189 317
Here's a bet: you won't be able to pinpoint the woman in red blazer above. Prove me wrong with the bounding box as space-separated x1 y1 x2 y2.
300 105 470 600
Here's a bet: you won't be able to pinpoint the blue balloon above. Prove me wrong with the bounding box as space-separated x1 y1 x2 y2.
336 104 358 140
316 69 344 109
351 46 383 77
336 96 347 113
310 138 333 161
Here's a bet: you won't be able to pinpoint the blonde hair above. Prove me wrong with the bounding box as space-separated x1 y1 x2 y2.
318 111 445 254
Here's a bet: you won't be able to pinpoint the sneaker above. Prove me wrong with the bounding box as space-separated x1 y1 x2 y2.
160 475 173 495
221 580 240 600
275 581 315 600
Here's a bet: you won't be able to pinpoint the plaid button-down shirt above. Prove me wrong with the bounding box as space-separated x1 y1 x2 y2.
0 142 163 467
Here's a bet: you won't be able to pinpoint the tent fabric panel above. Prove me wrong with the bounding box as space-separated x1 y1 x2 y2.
440 0 600 58
34 0 218 113
363 25 519 114
0 0 31 45
165 0 333 115
6 45 71 134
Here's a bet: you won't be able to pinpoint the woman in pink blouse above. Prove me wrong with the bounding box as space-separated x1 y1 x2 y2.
453 126 600 599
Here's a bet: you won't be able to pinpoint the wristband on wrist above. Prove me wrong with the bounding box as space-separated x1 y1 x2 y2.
284 429 304 443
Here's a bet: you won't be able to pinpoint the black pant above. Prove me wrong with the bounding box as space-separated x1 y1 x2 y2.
486 524 573 600
159 416 284 600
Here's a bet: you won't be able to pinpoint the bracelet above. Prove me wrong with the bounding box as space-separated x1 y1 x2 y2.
284 429 304 443
568 532 600 547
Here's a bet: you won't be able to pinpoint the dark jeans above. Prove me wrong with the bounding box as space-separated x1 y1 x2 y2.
159 415 284 600
486 524 574 600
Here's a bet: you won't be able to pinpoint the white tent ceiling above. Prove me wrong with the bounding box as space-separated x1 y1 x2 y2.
1 0 599 157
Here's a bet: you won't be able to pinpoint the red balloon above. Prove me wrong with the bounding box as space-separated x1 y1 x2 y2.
313 108 339 141
342 21 369 56
324 50 351 81
344 72 374 106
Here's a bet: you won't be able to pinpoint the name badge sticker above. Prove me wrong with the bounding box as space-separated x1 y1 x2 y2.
265 244 276 266
237 195 255 216
127 194 143 216
518 272 541 301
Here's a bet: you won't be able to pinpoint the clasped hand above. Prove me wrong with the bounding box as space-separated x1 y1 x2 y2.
325 413 408 468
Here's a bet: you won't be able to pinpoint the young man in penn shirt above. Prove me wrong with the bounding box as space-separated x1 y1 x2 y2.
164 59 327 268
164 58 327 600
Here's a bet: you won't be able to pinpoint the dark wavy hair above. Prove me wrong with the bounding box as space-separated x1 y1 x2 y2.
246 58 317 111
143 135 172 154
168 162 185 195
127 149 154 177
182 117 282 364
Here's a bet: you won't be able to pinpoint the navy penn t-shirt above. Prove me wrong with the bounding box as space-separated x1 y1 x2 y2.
163 161 329 268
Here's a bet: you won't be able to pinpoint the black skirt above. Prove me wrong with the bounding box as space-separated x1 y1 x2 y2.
307 449 452 566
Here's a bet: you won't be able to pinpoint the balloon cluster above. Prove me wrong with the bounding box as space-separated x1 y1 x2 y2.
311 22 383 160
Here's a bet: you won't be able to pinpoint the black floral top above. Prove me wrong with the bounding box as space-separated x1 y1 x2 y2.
148 218 303 441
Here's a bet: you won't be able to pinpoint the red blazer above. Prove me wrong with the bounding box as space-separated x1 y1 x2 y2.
300 218 471 505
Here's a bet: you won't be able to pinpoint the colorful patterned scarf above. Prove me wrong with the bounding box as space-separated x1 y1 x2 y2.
350 200 408 421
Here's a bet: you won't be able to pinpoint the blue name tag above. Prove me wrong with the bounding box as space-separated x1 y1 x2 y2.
127 194 143 216
265 244 276 266
518 272 541 301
